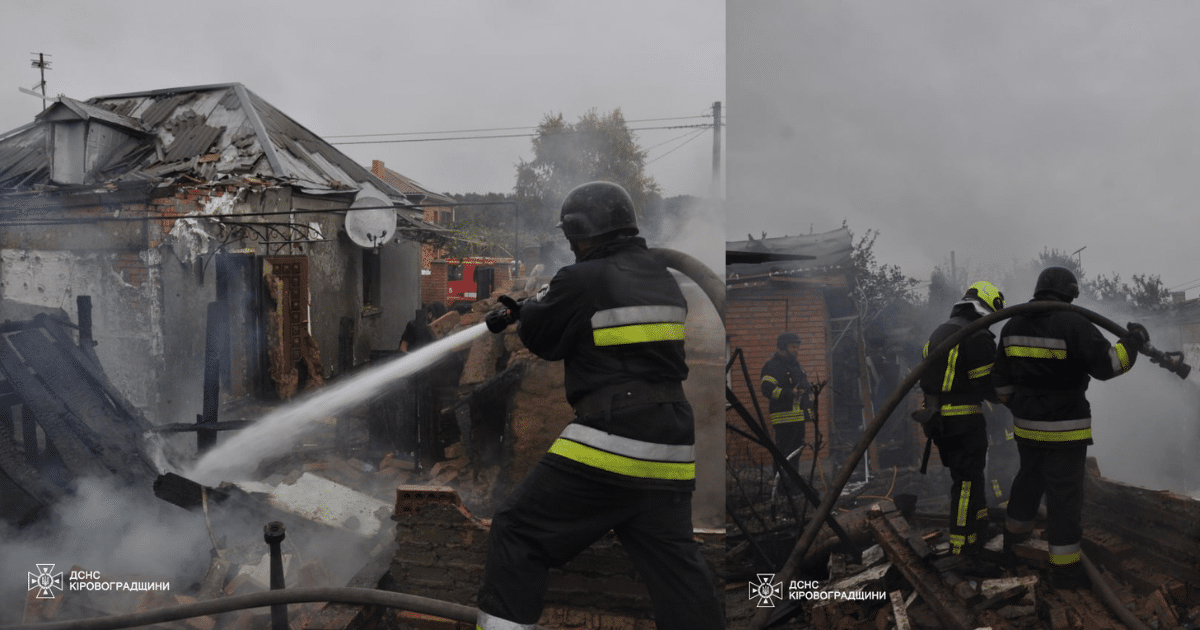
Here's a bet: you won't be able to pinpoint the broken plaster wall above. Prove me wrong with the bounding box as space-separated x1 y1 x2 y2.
0 248 168 415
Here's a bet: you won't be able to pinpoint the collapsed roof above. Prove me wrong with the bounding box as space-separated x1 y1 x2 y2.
0 82 408 200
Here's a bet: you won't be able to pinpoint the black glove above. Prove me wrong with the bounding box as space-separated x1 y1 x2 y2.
485 295 523 333
1122 322 1150 354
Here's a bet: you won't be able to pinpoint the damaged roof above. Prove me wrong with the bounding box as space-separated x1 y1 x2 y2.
371 160 457 207
726 225 854 284
0 82 409 200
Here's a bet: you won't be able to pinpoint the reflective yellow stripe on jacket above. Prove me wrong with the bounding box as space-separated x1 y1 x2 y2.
591 305 687 347
1003 335 1068 360
548 423 696 481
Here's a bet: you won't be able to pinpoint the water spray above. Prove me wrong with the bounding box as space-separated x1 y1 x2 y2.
185 324 490 484
749 300 1192 630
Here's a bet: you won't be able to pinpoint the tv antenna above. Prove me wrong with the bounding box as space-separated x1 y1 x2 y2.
30 52 51 112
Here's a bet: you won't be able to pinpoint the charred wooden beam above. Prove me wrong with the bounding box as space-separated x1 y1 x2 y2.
1082 458 1200 589
867 508 976 630
148 420 253 433
11 322 157 480
0 337 109 479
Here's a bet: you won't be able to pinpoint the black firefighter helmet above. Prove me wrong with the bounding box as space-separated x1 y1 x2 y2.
1035 266 1081 302
776 331 801 350
558 181 639 241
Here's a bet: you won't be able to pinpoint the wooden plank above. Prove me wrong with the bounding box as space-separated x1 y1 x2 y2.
0 337 108 479
867 512 976 630
1083 459 1200 587
890 590 912 630
11 326 156 480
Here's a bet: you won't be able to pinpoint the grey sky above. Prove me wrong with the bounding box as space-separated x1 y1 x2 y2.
2 0 724 198
729 1 1200 298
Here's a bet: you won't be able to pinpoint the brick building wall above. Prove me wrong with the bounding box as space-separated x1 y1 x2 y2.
726 282 832 468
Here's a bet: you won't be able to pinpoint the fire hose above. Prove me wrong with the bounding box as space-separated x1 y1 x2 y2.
750 300 1191 630
2 587 530 630
649 248 726 326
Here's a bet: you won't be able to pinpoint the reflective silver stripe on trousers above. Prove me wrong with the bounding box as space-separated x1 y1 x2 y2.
1002 335 1067 350
559 424 695 462
1012 417 1092 432
591 305 687 328
477 611 537 630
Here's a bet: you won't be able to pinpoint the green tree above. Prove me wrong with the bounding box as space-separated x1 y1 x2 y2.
852 228 921 317
514 109 661 236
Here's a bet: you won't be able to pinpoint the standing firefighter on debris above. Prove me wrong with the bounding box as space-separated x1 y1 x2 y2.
994 266 1148 589
761 331 815 463
476 181 723 629
918 280 1006 564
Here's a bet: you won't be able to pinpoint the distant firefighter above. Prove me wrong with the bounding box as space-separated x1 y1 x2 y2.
760 331 815 462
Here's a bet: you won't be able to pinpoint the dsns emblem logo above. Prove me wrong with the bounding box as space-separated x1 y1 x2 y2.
748 573 783 607
28 564 64 599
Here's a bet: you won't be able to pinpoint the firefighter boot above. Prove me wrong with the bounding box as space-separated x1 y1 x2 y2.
1000 529 1029 568
1050 561 1090 590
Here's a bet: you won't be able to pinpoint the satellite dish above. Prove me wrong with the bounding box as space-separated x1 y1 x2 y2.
345 196 396 248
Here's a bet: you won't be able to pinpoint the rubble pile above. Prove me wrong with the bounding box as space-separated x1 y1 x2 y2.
725 460 1200 629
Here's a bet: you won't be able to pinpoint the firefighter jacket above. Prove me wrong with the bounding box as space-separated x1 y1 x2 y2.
516 236 694 490
760 353 813 425
919 304 997 432
992 298 1138 448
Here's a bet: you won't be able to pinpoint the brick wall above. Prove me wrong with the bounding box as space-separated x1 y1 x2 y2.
726 282 832 468
423 260 448 306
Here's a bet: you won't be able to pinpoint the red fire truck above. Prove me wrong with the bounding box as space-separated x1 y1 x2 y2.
443 256 512 305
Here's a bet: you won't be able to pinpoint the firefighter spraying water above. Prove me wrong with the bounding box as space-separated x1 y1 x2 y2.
475 181 724 630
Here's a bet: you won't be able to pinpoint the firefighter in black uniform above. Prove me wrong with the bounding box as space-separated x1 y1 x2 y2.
994 267 1148 589
760 331 814 461
476 181 723 630
919 280 1006 562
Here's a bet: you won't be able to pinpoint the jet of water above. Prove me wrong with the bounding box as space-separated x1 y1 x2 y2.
185 323 491 485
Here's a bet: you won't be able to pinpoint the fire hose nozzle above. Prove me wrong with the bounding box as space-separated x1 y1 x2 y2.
1142 343 1192 380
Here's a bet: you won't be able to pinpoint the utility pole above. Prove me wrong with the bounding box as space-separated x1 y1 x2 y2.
30 52 51 112
710 101 722 198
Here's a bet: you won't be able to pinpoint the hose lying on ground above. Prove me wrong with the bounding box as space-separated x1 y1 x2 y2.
2 586 534 630
749 300 1189 630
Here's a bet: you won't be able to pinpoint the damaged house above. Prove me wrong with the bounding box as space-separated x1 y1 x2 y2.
0 82 441 432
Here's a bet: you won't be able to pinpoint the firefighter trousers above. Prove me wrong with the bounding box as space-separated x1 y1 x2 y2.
933 417 989 555
773 421 807 461
1005 442 1088 580
476 460 724 630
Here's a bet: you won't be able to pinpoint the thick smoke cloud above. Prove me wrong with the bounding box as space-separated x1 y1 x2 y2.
729 1 1200 294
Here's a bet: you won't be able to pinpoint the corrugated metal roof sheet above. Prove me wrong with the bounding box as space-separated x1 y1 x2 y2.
0 82 408 202
726 226 854 281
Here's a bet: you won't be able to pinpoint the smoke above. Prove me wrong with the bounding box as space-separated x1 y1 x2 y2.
1089 357 1200 495
0 476 212 623
1 471 386 623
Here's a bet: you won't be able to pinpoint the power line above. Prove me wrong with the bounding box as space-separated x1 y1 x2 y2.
645 128 709 165
328 123 711 145
324 115 712 140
